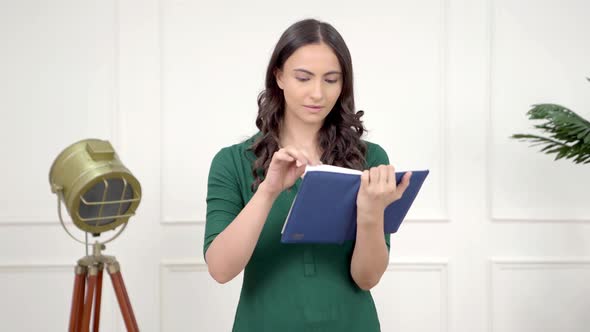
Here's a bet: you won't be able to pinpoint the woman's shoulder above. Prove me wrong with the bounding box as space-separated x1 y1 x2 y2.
361 139 390 167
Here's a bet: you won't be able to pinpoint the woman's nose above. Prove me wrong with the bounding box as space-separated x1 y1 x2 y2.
310 80 323 100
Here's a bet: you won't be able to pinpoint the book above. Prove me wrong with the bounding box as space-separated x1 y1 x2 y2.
280 165 429 244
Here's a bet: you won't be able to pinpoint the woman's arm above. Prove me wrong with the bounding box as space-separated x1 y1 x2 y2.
205 146 318 284
205 182 278 284
350 213 389 290
351 165 412 290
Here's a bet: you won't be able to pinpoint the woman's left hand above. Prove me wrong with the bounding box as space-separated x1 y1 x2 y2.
356 165 412 226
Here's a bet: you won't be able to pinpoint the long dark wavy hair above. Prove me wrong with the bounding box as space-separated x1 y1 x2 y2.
250 18 367 192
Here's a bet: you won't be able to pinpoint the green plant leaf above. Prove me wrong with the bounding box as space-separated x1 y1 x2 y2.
511 100 590 164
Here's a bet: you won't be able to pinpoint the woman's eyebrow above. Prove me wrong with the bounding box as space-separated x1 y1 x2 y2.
293 68 342 76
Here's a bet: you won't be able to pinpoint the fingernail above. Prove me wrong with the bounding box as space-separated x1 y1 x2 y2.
296 160 303 167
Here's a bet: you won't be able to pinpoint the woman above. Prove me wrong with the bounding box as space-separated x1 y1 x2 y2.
204 18 412 331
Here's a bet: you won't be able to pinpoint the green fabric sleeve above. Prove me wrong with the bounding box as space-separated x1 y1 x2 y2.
203 147 244 261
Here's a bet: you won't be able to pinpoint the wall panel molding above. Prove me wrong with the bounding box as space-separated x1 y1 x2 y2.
488 258 590 332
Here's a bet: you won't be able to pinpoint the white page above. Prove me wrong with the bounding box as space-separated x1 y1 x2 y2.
303 164 363 176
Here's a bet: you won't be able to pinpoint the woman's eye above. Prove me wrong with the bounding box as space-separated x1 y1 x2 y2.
296 77 338 83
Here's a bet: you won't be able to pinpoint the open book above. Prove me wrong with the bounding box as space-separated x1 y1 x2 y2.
280 165 429 244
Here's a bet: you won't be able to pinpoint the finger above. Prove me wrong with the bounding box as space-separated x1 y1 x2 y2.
387 165 395 185
386 165 397 193
281 147 304 165
396 172 412 196
370 167 380 185
379 165 389 185
273 149 295 164
360 170 369 189
282 146 309 166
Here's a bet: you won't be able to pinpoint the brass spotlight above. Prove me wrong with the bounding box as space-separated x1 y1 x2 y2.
49 139 141 236
49 139 141 332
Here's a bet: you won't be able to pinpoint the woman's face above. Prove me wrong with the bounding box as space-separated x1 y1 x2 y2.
275 42 343 126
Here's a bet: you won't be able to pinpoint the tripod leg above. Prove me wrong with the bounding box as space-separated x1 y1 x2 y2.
69 265 87 332
92 264 104 332
81 266 98 332
108 262 139 332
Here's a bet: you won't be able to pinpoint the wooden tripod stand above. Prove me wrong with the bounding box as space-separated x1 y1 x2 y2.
68 242 139 332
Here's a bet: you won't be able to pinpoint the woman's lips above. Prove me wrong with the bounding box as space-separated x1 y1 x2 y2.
304 105 323 112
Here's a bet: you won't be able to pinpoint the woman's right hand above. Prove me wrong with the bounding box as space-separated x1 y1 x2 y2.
258 146 320 197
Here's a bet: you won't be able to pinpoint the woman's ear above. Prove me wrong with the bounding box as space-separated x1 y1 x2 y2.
274 68 284 90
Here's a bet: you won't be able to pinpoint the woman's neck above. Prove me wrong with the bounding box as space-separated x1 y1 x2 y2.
279 117 322 160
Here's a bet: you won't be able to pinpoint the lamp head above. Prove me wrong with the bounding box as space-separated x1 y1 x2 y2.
49 139 141 235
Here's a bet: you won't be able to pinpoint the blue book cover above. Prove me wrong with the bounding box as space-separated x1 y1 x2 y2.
280 165 429 244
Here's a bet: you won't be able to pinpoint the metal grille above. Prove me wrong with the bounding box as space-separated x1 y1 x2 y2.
78 178 135 227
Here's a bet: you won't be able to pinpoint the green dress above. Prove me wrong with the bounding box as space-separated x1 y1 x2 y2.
204 133 391 332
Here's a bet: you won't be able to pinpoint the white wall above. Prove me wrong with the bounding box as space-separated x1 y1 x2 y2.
1 0 589 331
